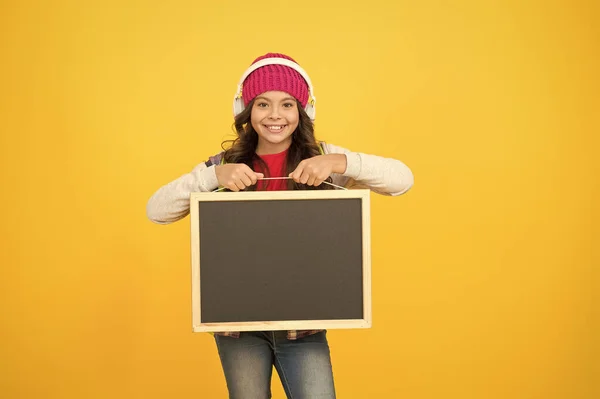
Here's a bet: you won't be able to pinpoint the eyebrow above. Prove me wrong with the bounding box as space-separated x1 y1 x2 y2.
255 96 296 102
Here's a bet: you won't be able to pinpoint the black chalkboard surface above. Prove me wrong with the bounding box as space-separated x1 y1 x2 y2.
190 189 371 332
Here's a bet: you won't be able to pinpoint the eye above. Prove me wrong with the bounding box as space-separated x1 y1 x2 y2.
256 102 268 108
283 102 295 108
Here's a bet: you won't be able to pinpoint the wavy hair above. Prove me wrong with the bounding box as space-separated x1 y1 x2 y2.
221 98 334 191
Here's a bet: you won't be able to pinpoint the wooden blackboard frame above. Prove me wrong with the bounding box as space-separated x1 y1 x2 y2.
190 189 371 332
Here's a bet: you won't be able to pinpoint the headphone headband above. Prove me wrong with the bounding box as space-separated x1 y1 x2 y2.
232 58 316 120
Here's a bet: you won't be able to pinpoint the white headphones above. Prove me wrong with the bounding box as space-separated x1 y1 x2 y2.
232 58 316 120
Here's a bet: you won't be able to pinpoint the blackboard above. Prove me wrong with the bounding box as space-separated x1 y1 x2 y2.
190 189 371 332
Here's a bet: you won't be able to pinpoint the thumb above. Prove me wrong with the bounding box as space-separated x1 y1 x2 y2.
255 172 264 178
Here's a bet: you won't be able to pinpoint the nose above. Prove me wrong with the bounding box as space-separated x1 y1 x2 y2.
268 106 281 119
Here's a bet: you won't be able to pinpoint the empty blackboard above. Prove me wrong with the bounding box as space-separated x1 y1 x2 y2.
190 189 371 332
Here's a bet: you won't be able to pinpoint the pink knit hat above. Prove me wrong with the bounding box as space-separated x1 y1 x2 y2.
241 53 310 107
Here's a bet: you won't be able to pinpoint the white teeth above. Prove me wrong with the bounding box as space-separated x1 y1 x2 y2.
267 125 284 131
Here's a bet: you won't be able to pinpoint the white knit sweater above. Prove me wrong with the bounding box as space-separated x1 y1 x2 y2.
146 142 413 225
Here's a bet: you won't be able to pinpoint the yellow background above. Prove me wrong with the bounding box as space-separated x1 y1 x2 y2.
1 0 597 398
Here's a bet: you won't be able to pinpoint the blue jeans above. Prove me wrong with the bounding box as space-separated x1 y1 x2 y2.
214 330 336 399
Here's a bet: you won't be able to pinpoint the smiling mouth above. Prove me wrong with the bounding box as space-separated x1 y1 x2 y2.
264 124 287 133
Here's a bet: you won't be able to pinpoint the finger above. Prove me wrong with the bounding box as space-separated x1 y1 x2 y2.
230 169 251 189
313 177 325 186
236 164 253 182
299 170 310 185
226 182 239 192
233 179 246 191
289 162 305 182
307 173 317 186
248 171 264 185
315 172 329 186
238 165 263 185
240 173 253 187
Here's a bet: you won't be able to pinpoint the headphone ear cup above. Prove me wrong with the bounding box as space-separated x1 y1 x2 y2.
305 103 316 120
233 97 245 117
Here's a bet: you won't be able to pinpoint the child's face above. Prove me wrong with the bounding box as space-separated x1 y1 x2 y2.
251 90 299 155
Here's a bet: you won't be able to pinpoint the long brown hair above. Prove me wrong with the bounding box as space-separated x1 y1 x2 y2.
221 98 334 191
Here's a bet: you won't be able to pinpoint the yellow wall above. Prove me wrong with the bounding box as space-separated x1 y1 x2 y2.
1 1 597 398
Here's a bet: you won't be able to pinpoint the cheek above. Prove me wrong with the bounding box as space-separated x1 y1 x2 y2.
250 110 262 129
288 110 300 126
251 120 260 132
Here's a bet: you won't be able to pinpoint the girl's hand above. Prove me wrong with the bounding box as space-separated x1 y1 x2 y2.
289 154 347 186
215 164 264 191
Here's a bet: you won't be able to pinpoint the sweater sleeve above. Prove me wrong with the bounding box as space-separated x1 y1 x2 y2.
146 160 220 225
322 142 414 196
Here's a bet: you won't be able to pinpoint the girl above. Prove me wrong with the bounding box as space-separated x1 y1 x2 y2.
146 52 414 399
